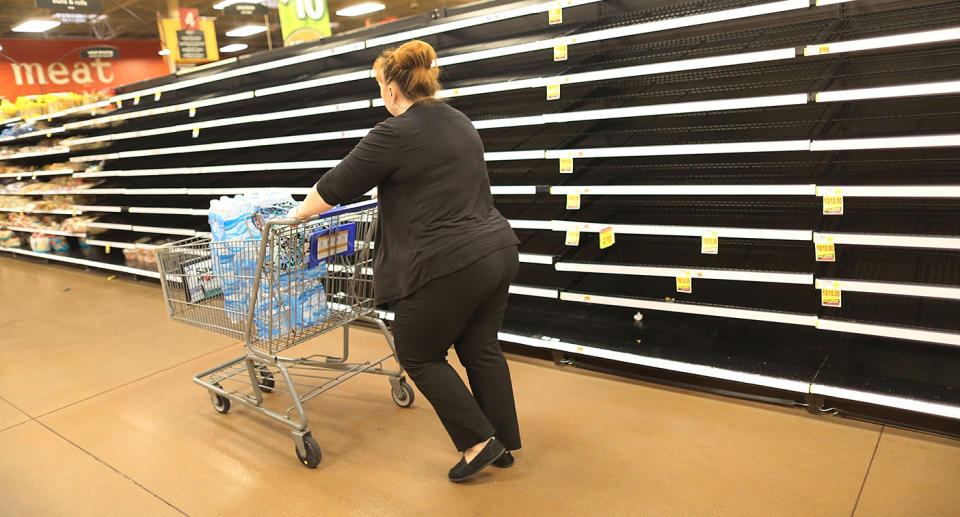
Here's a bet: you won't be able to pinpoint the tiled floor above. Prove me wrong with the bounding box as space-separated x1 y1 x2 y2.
2 255 959 516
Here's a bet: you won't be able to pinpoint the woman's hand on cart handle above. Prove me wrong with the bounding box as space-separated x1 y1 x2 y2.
286 206 310 227
288 189 337 226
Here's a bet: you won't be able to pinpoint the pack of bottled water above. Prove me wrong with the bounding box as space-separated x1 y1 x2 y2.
207 191 329 336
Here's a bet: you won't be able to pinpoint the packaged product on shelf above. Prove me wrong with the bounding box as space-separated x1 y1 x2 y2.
0 229 21 248
29 233 51 253
61 215 102 234
0 121 36 138
122 236 153 262
0 195 30 209
49 236 70 252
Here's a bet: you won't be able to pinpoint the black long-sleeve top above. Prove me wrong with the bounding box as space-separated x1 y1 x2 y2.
316 100 520 304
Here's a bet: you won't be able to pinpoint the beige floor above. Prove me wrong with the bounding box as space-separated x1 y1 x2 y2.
2 256 959 517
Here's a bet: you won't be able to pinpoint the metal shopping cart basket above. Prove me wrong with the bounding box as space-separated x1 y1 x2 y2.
156 199 413 468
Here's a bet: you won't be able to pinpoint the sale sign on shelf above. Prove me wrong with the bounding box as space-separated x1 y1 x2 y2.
0 39 168 99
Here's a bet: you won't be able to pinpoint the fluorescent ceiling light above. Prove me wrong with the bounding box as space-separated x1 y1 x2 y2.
336 2 385 17
12 19 61 33
213 0 265 8
219 43 249 53
805 27 960 56
226 25 267 37
816 80 960 102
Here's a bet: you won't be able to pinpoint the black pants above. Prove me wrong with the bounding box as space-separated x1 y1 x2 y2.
392 245 521 452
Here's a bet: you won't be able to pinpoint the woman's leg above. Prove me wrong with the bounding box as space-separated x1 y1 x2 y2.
392 273 495 452
453 247 521 450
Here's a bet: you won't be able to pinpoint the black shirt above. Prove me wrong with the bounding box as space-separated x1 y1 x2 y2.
316 100 520 304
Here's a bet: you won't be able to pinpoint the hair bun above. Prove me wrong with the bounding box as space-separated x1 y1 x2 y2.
394 40 436 70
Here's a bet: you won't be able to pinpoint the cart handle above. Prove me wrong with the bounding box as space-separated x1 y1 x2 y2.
269 199 379 227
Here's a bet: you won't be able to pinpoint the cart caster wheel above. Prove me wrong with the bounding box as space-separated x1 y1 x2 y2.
391 379 415 408
295 433 321 468
210 384 230 414
256 367 275 393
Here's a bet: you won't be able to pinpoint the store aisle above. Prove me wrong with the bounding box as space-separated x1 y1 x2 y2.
2 256 959 517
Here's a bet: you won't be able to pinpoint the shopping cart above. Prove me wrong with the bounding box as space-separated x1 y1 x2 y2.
156 199 414 468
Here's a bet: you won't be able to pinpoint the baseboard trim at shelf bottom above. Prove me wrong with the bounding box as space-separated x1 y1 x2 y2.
0 246 160 279
497 331 960 421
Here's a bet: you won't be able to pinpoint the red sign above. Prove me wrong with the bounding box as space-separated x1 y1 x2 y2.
0 39 169 99
179 8 200 30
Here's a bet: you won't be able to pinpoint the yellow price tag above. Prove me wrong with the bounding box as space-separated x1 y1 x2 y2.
32 174 37 180
599 226 615 249
565 230 580 246
133 96 141 105
821 288 842 307
192 128 200 138
676 276 692 294
566 193 581 210
559 157 573 173
117 100 122 108
818 45 831 54
815 242 836 262
105 245 111 254
546 83 561 101
46 133 52 138
701 232 719 255
553 44 568 62
16 175 21 181
189 107 197 117
548 7 562 24
154 92 162 101
72 208 77 216
823 195 843 215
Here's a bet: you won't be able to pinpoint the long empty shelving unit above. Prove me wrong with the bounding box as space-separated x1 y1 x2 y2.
2 0 959 431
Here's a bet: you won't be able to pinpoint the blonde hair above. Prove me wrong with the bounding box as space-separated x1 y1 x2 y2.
373 40 441 100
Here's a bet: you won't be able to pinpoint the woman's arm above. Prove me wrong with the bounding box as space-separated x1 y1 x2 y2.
292 120 397 221
291 187 335 221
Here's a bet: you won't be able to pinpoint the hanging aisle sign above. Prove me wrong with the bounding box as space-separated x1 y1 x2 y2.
36 0 102 13
177 30 207 60
280 0 332 46
225 3 270 16
160 18 219 65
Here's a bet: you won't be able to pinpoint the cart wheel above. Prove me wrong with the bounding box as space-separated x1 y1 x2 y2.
295 433 322 468
210 384 230 414
256 367 275 393
392 379 415 408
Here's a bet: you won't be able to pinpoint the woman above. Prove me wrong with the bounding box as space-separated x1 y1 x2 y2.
290 40 522 483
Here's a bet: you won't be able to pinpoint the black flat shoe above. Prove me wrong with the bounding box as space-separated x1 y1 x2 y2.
492 451 514 468
448 437 507 483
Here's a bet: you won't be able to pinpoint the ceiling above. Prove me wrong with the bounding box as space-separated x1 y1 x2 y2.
0 0 477 55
